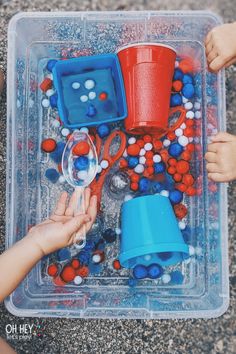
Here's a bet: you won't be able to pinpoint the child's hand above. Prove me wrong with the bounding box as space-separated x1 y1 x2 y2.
205 22 236 72
27 188 97 255
205 132 236 182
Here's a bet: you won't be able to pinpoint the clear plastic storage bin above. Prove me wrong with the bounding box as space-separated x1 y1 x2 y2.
6 11 229 319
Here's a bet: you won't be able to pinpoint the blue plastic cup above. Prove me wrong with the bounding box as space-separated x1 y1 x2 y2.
119 194 189 269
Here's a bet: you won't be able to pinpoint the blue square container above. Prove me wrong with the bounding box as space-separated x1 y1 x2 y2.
52 54 127 128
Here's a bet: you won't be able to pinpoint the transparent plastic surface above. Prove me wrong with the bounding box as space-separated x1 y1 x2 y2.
6 11 229 319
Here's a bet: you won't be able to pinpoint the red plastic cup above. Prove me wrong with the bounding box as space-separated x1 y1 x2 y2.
117 43 184 136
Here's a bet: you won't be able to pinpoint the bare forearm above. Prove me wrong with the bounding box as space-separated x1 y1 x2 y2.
0 236 44 302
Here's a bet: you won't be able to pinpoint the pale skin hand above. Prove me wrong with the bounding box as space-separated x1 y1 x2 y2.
0 188 97 302
205 22 236 72
205 132 236 182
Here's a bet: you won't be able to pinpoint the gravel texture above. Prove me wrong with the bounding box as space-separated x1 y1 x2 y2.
0 0 236 353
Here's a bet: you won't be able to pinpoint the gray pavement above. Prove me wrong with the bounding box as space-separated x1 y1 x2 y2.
0 0 236 353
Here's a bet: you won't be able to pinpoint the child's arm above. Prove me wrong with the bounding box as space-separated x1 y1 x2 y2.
205 22 236 72
0 188 97 302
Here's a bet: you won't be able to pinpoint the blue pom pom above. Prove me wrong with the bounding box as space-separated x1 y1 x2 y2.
154 162 166 174
152 181 162 193
46 59 58 72
128 156 139 168
50 141 66 163
49 93 58 108
182 225 191 243
139 177 150 193
133 264 148 279
170 93 182 107
182 84 195 99
147 263 163 279
97 123 110 138
168 143 183 158
173 69 183 81
170 270 184 284
57 248 70 261
103 228 116 243
45 168 59 183
95 238 106 251
74 156 89 170
86 104 97 117
183 74 193 84
169 190 183 204
78 251 90 265
84 240 95 251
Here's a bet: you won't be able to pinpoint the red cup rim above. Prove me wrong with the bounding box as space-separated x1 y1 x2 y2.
116 42 176 54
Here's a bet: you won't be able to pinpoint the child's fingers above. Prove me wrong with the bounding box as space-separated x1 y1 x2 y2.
63 214 91 237
205 31 212 46
53 192 68 216
211 132 233 142
208 173 228 183
205 151 217 163
207 143 218 153
206 163 219 173
85 195 98 233
65 188 83 216
205 41 213 55
84 187 91 212
225 56 236 67
209 55 227 72
207 50 218 63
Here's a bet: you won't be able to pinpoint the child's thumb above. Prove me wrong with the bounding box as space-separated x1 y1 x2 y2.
64 214 90 236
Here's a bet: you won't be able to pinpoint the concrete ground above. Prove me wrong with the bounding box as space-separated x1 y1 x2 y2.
0 0 235 353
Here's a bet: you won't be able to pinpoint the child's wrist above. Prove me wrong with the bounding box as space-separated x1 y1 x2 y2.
22 233 45 259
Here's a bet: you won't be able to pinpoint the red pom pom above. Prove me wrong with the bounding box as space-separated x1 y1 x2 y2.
113 259 121 270
130 173 140 183
186 186 196 196
137 139 145 148
176 183 187 192
127 143 140 156
182 174 194 186
168 158 177 166
186 143 195 153
178 58 194 73
153 139 163 151
47 264 59 277
145 151 154 159
146 166 154 175
174 204 188 219
160 150 169 162
130 182 139 191
99 92 108 101
168 166 176 175
143 135 152 143
181 151 192 161
176 160 190 174
173 173 182 182
167 131 176 141
172 80 183 92
146 158 154 167
76 266 89 278
60 266 76 283
40 78 52 92
186 119 194 127
72 141 90 156
41 138 57 153
184 127 194 137
119 158 128 169
71 259 80 269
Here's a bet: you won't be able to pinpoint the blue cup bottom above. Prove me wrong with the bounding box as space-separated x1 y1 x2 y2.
119 243 190 269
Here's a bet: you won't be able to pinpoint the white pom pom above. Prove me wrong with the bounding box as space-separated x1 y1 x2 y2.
134 164 145 174
97 165 102 174
189 137 194 142
178 221 186 230
139 156 146 164
74 275 83 285
42 98 50 108
144 143 153 151
188 245 195 256
180 123 186 129
72 82 80 90
115 228 121 235
88 91 96 100
123 149 128 158
184 102 193 110
80 95 88 102
163 139 171 147
59 175 65 183
153 154 161 163
46 89 54 97
100 160 109 169
61 128 70 137
194 102 201 110
182 96 188 104
77 170 88 180
195 111 201 119
160 190 169 197
178 136 189 147
92 254 101 263
175 128 183 137
175 61 179 68
84 79 95 90
128 137 136 145
139 148 146 156
80 127 89 134
186 110 194 119
162 274 171 284
52 119 60 128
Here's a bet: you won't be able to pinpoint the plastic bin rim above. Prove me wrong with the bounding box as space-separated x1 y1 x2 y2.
117 42 176 54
